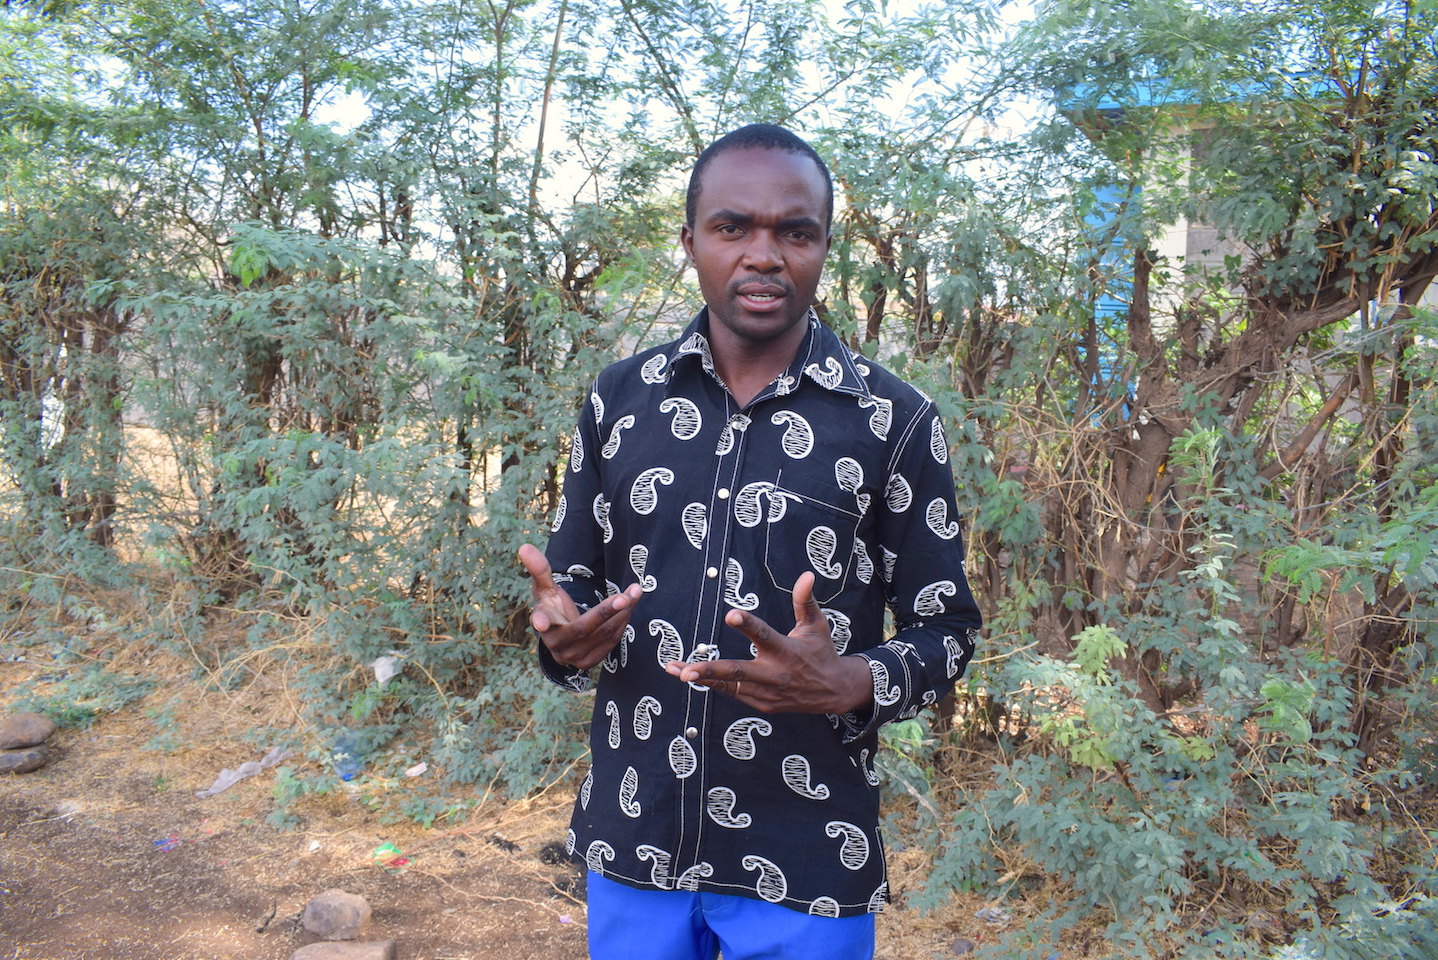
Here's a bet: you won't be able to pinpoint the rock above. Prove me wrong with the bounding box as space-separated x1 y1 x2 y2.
0 744 50 774
291 942 395 960
301 889 372 941
0 712 57 749
950 937 977 956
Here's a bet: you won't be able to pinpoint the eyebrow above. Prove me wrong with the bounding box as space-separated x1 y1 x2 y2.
705 209 823 233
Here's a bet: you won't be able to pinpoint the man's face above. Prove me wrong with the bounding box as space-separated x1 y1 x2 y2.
681 147 832 354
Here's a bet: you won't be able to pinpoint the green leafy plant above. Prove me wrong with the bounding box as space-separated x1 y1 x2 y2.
3 1 1435 956
15 664 157 729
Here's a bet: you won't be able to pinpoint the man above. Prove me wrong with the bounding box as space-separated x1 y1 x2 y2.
518 123 980 960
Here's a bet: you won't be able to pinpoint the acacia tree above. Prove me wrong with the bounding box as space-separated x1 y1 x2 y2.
904 1 1438 954
99 0 416 594
5 0 1436 951
0 7 157 557
1022 0 1438 725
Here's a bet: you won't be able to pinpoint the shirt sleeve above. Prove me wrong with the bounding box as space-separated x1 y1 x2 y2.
832 403 981 742
536 382 613 693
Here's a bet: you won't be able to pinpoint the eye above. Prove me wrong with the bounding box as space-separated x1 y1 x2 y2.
716 223 742 236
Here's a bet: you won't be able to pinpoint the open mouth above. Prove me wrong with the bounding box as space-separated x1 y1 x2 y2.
735 284 789 311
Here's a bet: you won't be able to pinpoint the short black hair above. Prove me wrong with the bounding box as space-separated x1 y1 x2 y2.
685 123 834 233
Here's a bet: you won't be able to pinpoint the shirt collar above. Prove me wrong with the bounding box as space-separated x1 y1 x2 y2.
662 307 874 402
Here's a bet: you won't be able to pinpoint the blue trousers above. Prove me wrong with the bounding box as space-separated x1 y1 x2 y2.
586 871 876 960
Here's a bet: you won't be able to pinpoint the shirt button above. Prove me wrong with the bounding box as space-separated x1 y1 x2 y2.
685 727 699 739
706 567 718 578
717 487 730 499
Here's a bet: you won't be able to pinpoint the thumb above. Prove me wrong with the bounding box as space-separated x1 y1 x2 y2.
791 571 824 630
519 543 558 593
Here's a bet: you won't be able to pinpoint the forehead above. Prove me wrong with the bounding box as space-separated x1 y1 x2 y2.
694 147 828 219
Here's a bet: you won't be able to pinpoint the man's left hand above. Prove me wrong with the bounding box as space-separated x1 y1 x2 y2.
664 572 874 715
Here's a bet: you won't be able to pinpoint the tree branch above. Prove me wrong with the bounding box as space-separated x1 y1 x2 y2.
1258 371 1359 481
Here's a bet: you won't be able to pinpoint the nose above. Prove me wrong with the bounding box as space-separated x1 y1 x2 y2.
741 231 783 272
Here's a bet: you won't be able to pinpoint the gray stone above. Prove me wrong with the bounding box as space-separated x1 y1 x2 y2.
0 712 56 749
291 942 395 960
301 889 372 941
950 937 977 956
0 744 50 774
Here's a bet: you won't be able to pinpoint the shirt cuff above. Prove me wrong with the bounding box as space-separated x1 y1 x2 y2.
830 649 917 743
824 652 890 743
536 634 593 692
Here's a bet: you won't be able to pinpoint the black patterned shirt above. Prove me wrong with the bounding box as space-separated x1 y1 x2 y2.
538 308 980 917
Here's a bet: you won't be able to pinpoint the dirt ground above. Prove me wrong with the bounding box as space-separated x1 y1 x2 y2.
0 717 594 960
0 647 1022 960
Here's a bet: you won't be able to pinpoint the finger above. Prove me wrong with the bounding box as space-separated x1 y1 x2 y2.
521 545 569 633
791 571 824 629
518 543 560 595
541 592 641 669
724 606 786 654
570 585 640 633
669 657 747 687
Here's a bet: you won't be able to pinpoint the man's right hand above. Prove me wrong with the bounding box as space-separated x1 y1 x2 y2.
518 543 641 671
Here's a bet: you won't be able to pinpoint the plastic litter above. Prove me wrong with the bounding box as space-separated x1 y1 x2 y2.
333 732 363 781
372 653 402 685
974 905 1011 925
195 745 294 798
153 833 184 851
559 915 574 924
371 842 410 873
404 761 428 778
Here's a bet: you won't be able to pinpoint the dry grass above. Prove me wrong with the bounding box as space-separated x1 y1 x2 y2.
0 566 1129 960
7 551 1431 959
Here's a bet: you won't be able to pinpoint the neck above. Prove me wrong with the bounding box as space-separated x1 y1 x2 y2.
707 319 808 409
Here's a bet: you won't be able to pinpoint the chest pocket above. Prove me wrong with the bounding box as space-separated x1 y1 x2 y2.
760 471 865 604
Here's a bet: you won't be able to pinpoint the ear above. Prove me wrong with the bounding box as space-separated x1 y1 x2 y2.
680 223 695 263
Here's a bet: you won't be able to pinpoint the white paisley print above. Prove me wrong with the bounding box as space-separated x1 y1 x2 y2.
537 309 981 917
